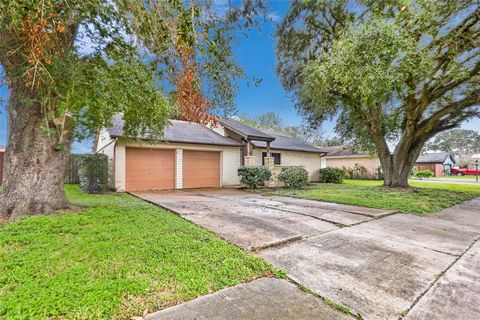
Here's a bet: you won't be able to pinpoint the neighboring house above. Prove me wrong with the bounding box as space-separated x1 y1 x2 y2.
95 115 324 192
0 147 4 186
317 145 380 178
415 152 455 176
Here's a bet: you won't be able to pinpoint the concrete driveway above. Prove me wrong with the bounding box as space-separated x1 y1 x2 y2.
133 189 480 320
133 188 391 250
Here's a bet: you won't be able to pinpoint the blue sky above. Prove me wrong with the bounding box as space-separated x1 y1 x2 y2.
0 1 478 152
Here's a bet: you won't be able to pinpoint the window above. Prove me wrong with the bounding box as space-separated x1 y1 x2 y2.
262 152 281 165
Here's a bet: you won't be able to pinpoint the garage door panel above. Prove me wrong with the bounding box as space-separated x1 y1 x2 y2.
126 148 175 191
183 150 220 188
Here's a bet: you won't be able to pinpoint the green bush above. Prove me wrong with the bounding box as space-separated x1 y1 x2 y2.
414 170 434 178
278 166 309 188
78 154 109 193
319 167 344 184
237 166 272 188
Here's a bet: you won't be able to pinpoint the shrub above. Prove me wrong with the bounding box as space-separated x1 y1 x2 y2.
414 170 434 178
375 166 384 180
237 166 272 188
343 163 369 180
319 167 344 184
278 166 309 188
78 154 109 193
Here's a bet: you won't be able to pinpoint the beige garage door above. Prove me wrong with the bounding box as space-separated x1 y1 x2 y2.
125 148 175 191
183 150 220 188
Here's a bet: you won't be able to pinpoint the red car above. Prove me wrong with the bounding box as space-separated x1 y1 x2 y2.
451 166 480 176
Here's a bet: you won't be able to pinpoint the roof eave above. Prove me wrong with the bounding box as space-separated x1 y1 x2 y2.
247 135 276 142
323 154 373 158
221 122 275 142
252 145 326 154
110 134 244 148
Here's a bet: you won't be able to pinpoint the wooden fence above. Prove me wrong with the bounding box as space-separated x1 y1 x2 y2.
64 154 80 184
0 152 81 185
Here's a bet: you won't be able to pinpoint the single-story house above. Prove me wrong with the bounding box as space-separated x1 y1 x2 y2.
317 145 380 178
415 152 455 176
214 119 325 181
95 116 325 192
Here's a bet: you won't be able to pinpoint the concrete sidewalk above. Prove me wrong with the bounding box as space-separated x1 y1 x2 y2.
135 190 480 320
261 199 480 320
146 278 352 320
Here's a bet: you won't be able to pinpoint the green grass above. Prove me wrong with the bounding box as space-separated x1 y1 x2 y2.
0 185 272 320
424 175 478 180
270 179 480 215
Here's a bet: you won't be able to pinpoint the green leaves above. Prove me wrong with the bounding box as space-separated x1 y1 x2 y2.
303 19 405 111
1 0 264 147
278 0 479 185
45 54 170 142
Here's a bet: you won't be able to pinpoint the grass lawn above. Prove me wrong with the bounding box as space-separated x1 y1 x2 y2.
422 175 478 180
0 185 272 320
269 179 480 215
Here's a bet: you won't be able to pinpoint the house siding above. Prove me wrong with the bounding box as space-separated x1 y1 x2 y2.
323 156 379 178
95 129 116 188
112 140 241 192
252 148 322 181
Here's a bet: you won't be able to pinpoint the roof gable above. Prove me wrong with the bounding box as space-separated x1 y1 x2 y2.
252 134 324 153
221 118 275 142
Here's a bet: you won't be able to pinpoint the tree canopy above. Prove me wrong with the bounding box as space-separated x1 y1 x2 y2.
426 129 480 167
0 0 264 145
276 0 480 187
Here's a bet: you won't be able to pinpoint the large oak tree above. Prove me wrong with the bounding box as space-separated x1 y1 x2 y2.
276 0 480 187
0 0 264 220
426 129 480 167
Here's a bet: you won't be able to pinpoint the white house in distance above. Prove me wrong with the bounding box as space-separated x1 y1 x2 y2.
415 152 456 176
95 115 325 192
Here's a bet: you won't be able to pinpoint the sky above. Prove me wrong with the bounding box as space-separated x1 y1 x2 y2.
0 0 479 152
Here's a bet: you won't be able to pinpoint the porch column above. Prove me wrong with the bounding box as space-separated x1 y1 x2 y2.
243 140 256 166
114 140 126 192
266 141 271 157
175 149 183 189
264 156 277 187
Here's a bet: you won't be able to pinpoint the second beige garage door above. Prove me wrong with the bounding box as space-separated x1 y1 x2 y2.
125 148 175 191
183 150 220 188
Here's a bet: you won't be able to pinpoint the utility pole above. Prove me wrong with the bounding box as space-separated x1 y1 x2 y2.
476 160 479 183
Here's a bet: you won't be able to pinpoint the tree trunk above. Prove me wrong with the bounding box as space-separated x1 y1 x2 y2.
0 89 71 221
382 160 411 188
376 138 424 188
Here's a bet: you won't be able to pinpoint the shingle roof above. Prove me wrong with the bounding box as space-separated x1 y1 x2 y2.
108 115 242 147
221 118 275 141
318 145 370 157
416 152 453 164
252 134 324 153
